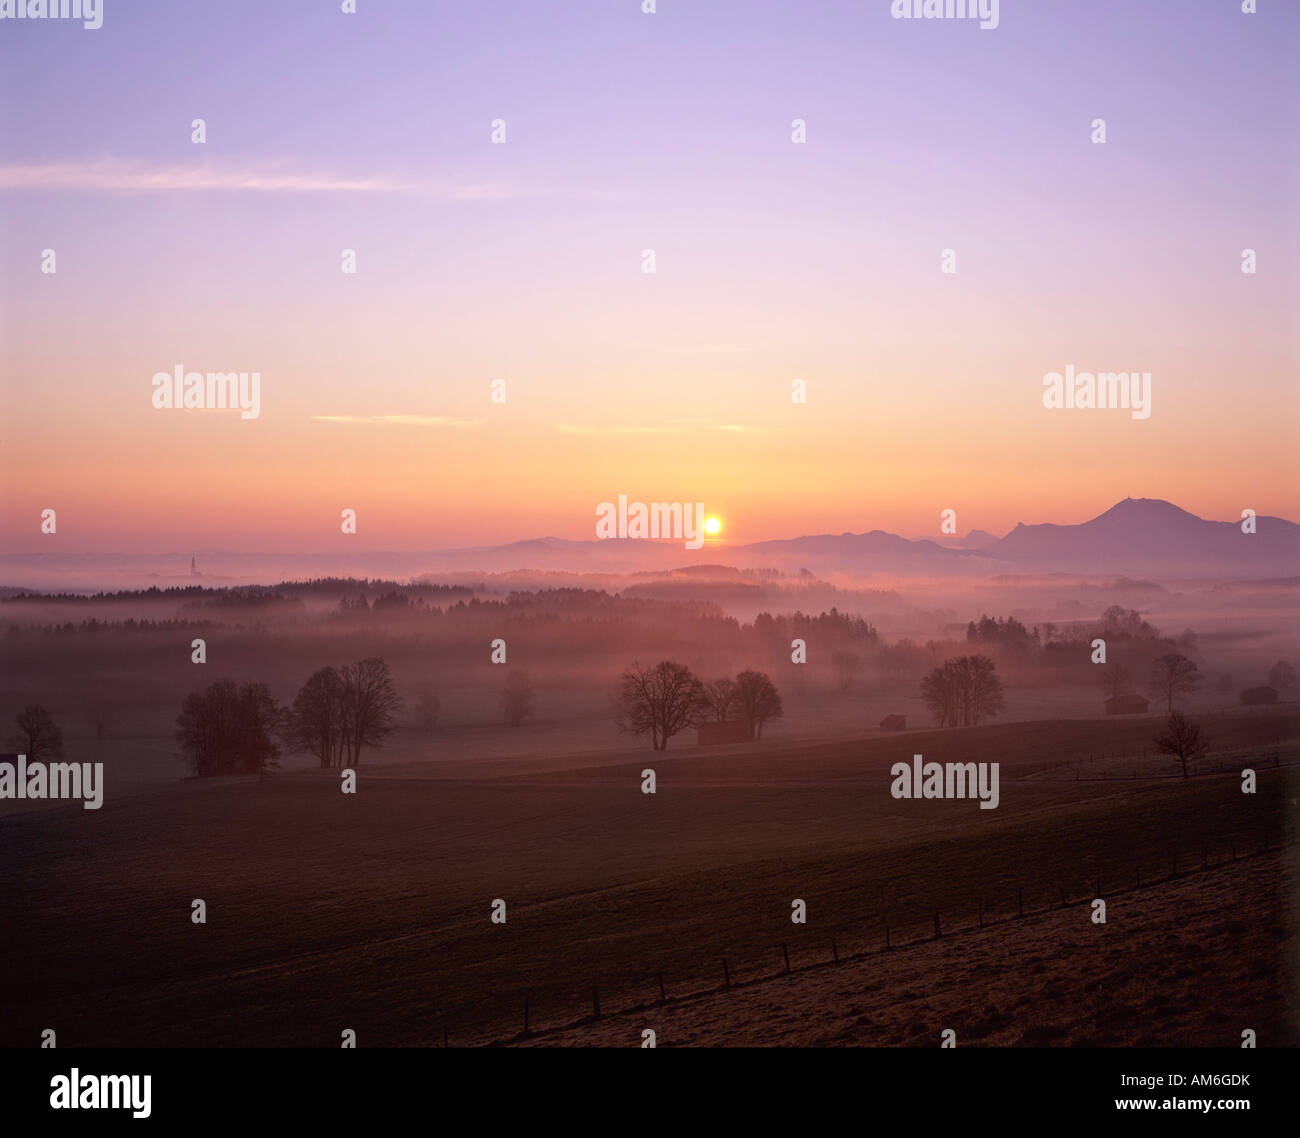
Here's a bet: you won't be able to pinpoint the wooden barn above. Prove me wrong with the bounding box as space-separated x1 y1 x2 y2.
696 720 752 746
1239 686 1279 705
878 714 907 730
1104 694 1150 715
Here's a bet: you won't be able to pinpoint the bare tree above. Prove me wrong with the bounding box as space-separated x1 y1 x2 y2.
500 670 537 727
175 681 281 777
1153 712 1209 780
1148 653 1201 715
701 677 739 722
920 662 961 727
8 705 65 762
961 655 1005 726
831 650 863 694
412 684 441 732
919 656 1005 727
1100 661 1132 700
1267 660 1297 692
735 669 783 740
290 666 347 768
616 660 708 750
340 657 402 765
84 700 119 742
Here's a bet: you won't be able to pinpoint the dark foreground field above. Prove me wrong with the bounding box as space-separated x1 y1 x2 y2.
1 710 1295 1047
519 848 1298 1047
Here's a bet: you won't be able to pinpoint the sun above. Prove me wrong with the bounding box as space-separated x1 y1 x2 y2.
704 516 722 535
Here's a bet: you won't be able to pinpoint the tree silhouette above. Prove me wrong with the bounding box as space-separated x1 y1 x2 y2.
500 670 537 728
339 657 402 765
735 669 783 740
1153 712 1209 780
1267 660 1296 692
1148 653 1201 715
175 681 281 776
9 705 65 762
831 650 863 693
291 666 347 768
288 658 401 768
701 677 739 722
413 684 441 732
919 656 1005 727
1100 661 1132 700
616 660 707 751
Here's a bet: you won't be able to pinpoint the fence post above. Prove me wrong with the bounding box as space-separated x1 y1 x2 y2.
1230 838 1236 861
885 923 891 950
831 937 839 963
524 996 530 1037
722 959 731 989
978 899 983 927
782 943 791 974
1058 883 1067 908
1017 889 1023 918
933 909 941 938
657 973 666 1003
592 987 601 1020
1171 850 1178 876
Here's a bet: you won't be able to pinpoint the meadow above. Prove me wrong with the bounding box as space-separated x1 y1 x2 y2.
1 708 1293 1047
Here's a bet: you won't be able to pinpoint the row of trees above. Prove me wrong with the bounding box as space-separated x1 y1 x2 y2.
174 657 402 776
1101 653 1202 713
1104 654 1297 712
289 658 402 768
615 661 783 750
409 671 538 731
175 662 546 776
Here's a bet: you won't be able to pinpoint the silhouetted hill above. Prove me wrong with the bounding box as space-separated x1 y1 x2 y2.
3 499 1294 588
990 497 1300 576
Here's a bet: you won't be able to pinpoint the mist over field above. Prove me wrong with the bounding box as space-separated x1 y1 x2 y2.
1 503 1297 1049
2 0 1295 1088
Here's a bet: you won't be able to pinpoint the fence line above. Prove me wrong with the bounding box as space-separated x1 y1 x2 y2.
436 828 1295 1048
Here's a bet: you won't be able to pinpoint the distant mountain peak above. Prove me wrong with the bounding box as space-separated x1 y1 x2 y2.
1093 497 1201 523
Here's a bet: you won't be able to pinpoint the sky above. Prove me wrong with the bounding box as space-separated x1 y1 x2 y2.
1 0 1296 554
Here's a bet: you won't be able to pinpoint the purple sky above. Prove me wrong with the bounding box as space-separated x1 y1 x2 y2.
1 1 1295 552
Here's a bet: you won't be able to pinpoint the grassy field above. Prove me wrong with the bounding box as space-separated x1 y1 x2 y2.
518 848 1298 1047
0 708 1295 1047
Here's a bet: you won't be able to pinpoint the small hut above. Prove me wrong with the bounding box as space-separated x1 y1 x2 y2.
697 720 752 746
1104 694 1149 715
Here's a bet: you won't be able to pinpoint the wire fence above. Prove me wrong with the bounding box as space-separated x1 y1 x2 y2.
434 825 1294 1047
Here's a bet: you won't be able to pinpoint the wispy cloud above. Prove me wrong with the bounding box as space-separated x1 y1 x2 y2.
0 157 511 198
553 420 768 436
312 415 481 428
553 422 679 436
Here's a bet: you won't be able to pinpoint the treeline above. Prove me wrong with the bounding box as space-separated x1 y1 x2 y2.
180 591 305 611
174 657 403 776
615 661 783 750
5 618 218 638
2 585 214 602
